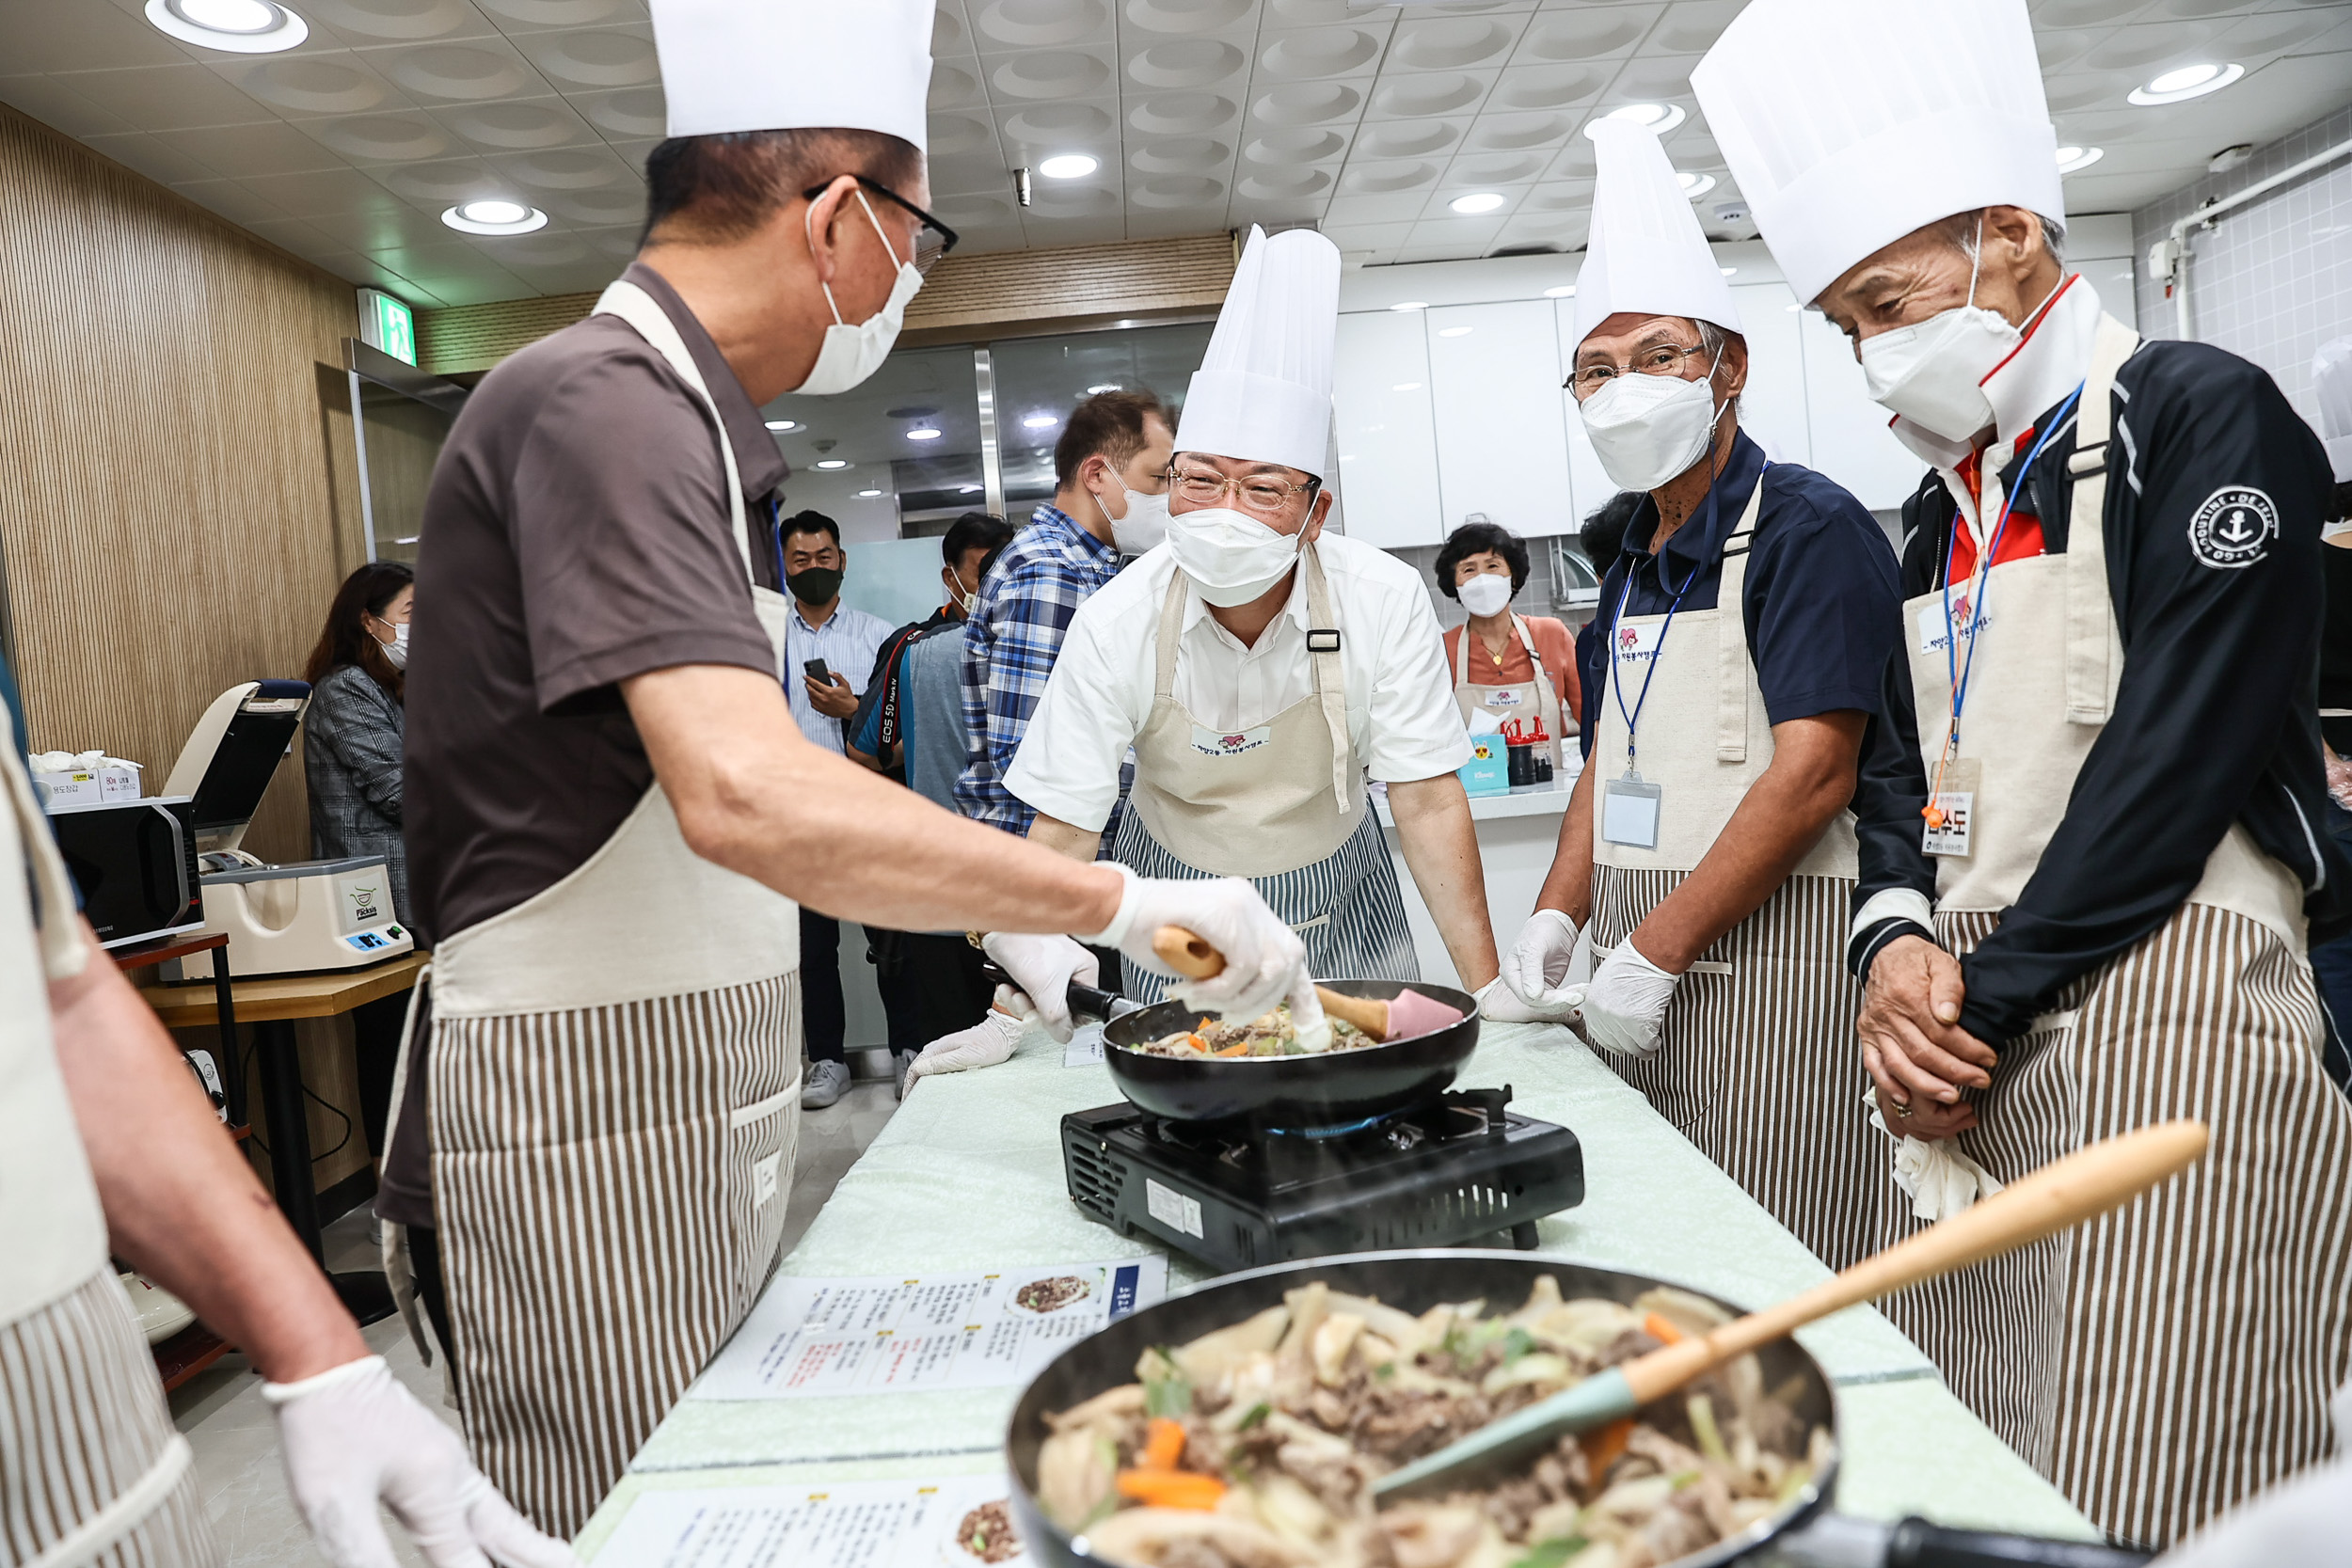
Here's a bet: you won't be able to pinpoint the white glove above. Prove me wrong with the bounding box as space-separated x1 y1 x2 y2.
978 931 1097 1043
264 1354 578 1568
1505 909 1582 1007
904 1006 1027 1090
1576 941 1681 1057
1473 974 1578 1024
1084 865 1307 1023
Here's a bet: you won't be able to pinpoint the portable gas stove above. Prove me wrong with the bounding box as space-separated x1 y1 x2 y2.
1060 1086 1583 1275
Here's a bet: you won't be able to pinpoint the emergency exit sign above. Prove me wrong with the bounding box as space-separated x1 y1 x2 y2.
358 288 416 367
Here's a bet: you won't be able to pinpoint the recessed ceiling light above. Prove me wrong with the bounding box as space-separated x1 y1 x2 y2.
906 426 943 441
1390 300 1429 311
1039 153 1099 179
1391 381 1422 391
1086 383 1120 394
1437 325 1473 338
1585 103 1687 140
1544 284 1576 298
2055 145 2106 173
1022 413 1058 429
2128 62 2241 105
1719 266 1737 277
814 459 850 470
1450 191 1507 215
856 487 882 498
441 199 547 234
765 419 798 432
1676 171 1716 199
146 0 307 51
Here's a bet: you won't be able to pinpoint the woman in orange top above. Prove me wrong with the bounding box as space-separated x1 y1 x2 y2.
1437 520 1581 773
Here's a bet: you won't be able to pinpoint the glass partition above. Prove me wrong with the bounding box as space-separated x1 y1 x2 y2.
989 325 1213 513
355 379 453 564
759 345 984 543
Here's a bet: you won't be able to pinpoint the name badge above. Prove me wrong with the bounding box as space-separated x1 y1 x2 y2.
1190 724 1271 757
1612 621 1664 668
1915 594 1990 657
1483 689 1524 708
1921 758 1979 858
1601 773 1662 848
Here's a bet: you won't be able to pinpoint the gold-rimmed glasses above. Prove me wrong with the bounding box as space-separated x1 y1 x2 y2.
1163 467 1320 515
1565 341 1712 398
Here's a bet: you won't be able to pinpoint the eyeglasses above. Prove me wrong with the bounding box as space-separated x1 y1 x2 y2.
802 175 960 275
1565 341 1712 397
1164 467 1321 515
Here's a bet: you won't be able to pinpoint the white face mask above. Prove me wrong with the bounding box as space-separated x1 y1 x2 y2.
1456 572 1514 618
1855 214 2018 444
1167 506 1305 608
379 619 409 671
945 571 977 616
1098 468 1172 555
1578 363 1725 493
789 192 923 397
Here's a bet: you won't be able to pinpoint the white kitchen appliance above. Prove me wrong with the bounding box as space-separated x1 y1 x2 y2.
159 681 414 980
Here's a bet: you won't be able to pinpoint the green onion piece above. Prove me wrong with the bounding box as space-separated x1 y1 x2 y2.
1687 1392 1727 1465
1508 1536 1588 1568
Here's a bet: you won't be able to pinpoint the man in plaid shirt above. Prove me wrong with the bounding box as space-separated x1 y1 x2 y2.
957 389 1174 841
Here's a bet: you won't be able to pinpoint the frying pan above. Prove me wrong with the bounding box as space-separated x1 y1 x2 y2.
1092 978 1481 1128
1003 1251 2150 1568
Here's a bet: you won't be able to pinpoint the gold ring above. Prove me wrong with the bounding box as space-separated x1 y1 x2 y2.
1893 1100 1915 1119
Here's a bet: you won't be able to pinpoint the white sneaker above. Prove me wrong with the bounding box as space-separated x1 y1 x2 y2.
801 1059 851 1109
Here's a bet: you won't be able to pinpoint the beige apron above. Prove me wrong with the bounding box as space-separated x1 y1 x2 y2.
1453 612 1566 773
0 740 215 1568
425 279 805 1537
1585 474 1882 1272
1113 545 1418 1002
1881 311 2352 1547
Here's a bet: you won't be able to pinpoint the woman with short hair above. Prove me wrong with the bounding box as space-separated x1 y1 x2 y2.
1436 519 1581 774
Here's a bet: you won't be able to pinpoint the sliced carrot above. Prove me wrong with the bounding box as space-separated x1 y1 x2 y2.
1213 1040 1252 1057
1116 1469 1226 1511
1580 1417 1635 1477
1140 1417 1186 1471
1183 1033 1209 1052
1642 1311 1685 1345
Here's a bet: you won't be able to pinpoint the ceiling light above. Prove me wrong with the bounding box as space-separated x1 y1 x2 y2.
1391 381 1422 391
906 426 943 441
1450 192 1507 215
2055 145 2105 173
1719 266 1737 277
959 483 983 494
1390 300 1429 311
147 0 307 51
1039 153 1099 179
856 487 882 498
814 459 850 470
1676 171 1716 199
1437 325 1473 338
1086 383 1120 394
1584 103 1686 140
1544 284 1576 298
765 419 798 432
441 199 548 235
1022 413 1058 429
2128 62 2242 105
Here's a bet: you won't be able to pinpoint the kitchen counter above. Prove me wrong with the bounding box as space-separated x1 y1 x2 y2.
1376 767 1584 987
576 1020 2097 1555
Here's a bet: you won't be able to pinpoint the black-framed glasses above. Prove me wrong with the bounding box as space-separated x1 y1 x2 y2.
1565 341 1711 397
803 174 959 275
1162 467 1321 515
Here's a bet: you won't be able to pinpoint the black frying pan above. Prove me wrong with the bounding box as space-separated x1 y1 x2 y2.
1096 978 1480 1128
1003 1251 2149 1568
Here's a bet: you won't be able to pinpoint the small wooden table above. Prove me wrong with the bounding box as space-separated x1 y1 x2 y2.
141 949 429 1325
113 930 243 1125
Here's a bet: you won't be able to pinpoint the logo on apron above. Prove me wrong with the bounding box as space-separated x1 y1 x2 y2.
1916 594 1991 656
1483 689 1524 707
1189 724 1272 757
1613 621 1664 667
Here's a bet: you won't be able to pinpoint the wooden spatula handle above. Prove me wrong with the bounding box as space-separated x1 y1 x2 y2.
1621 1118 2210 1405
1150 925 1393 1037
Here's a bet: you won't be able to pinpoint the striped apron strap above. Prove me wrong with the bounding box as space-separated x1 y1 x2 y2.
1715 471 1768 764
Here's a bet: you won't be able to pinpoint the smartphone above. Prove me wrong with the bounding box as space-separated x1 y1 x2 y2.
803 658 832 683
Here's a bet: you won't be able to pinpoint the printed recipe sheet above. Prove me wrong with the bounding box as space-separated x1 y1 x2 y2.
692 1257 1167 1400
596 1475 1033 1568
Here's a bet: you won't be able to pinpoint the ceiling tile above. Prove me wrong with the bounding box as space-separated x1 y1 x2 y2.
82 131 220 186
167 178 294 228
566 85 665 139
1388 13 1532 74
253 162 454 216
53 63 288 132
508 23 659 91
168 119 352 177
1513 6 1661 66
203 51 415 119
235 214 345 255
470 0 650 37
1362 70 1499 122
426 95 601 153
294 110 465 166
5 2 187 71
350 36 551 104
305 199 464 252
974 0 1118 51
0 74 136 137
299 0 505 47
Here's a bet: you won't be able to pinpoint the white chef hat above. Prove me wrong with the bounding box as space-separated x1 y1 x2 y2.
1176 227 1343 480
648 0 932 150
1690 0 2062 306
2315 337 2352 483
1573 120 1742 348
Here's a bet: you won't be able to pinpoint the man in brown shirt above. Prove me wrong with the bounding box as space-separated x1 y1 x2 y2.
380 0 1311 1533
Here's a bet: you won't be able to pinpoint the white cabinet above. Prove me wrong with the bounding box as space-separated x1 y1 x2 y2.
1726 282 1810 467
1427 301 1579 538
1798 309 1927 511
1332 310 1444 547
1549 302 1616 531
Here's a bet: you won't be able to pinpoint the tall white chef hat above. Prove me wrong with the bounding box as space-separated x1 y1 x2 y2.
1573 119 1742 348
648 0 931 150
1690 0 2061 307
1176 226 1343 480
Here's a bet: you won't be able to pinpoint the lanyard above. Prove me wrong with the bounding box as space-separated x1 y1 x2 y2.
1606 483 1712 776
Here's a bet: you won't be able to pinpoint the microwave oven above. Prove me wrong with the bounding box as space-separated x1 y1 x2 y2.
45 795 204 950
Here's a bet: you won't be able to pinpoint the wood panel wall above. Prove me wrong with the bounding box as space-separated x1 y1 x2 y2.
0 101 365 864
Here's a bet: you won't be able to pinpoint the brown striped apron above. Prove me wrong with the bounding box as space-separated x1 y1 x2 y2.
1585 472 1881 1273
0 730 217 1568
421 279 804 1537
1879 311 2352 1547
